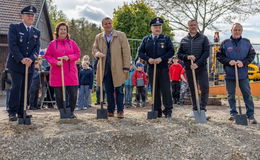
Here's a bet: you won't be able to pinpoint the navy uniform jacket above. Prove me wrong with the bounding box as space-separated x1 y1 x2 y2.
217 36 256 80
138 34 174 69
7 23 40 73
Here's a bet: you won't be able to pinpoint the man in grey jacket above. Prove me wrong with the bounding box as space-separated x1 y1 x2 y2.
177 19 210 116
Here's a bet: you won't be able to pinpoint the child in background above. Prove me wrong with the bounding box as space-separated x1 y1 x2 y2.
169 56 184 105
124 62 135 107
179 68 189 106
1 68 12 111
29 61 41 110
82 55 93 107
132 62 148 107
77 61 93 110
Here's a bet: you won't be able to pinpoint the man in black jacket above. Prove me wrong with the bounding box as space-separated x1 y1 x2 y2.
177 19 210 116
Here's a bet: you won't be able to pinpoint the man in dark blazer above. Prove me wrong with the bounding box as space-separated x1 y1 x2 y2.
7 5 40 121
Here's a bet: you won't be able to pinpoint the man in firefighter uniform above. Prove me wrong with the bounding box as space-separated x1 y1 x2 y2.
138 17 174 118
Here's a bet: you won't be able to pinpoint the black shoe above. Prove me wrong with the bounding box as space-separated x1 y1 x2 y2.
158 112 162 118
95 102 100 105
102 102 106 104
70 113 77 119
165 114 172 118
248 116 257 124
229 116 235 121
48 104 54 108
29 107 38 110
9 115 17 121
88 105 92 108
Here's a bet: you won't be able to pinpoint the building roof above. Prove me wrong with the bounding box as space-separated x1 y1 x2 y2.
0 0 50 35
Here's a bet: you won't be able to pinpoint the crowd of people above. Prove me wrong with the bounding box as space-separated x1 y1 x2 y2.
2 5 257 124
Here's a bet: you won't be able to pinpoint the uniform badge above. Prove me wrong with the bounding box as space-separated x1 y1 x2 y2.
227 47 233 52
33 35 38 38
160 43 165 48
30 6 33 12
20 36 23 43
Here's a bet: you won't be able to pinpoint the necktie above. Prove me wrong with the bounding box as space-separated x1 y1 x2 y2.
27 27 30 32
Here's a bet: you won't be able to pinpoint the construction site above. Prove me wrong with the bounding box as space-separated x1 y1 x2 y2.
0 40 260 160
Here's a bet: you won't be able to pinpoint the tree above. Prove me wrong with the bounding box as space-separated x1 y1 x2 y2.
113 0 174 58
146 0 260 34
69 18 101 57
46 0 101 58
46 0 68 30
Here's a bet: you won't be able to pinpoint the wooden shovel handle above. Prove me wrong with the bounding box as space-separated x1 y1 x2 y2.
191 60 200 111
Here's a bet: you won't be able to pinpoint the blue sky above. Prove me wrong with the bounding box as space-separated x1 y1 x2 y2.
53 0 260 48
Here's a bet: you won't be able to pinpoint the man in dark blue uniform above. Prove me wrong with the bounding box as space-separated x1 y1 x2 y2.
138 17 174 118
7 5 40 121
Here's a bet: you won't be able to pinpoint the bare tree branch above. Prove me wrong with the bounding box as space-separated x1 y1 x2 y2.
146 0 260 34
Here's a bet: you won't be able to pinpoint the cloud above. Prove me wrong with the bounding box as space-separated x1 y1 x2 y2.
77 4 108 23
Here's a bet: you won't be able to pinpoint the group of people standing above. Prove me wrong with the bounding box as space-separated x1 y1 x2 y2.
5 5 257 124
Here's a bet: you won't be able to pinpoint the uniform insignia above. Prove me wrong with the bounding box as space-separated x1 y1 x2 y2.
156 17 159 24
160 43 165 48
19 32 24 35
33 35 38 38
20 36 23 43
227 47 233 52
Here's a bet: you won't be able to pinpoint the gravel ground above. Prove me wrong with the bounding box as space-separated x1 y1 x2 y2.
0 102 259 160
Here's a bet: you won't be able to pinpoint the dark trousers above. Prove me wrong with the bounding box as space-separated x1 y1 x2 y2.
54 86 78 112
96 85 105 103
8 71 32 117
186 67 209 110
104 68 124 113
171 81 181 103
45 74 55 107
148 67 173 115
136 86 146 102
29 78 40 108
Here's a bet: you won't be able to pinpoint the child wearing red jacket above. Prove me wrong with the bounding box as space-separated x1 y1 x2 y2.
169 56 184 104
132 62 148 107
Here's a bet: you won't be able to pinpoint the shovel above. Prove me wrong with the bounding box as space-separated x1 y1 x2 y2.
59 59 72 119
97 58 108 119
147 63 158 119
191 60 207 123
234 65 248 125
18 65 32 125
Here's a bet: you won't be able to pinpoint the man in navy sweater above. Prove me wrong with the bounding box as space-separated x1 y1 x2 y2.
217 23 257 124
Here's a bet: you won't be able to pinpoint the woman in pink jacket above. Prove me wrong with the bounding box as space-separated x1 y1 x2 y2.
45 22 80 118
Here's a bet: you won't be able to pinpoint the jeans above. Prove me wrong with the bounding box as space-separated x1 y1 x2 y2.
225 78 254 118
179 81 189 103
77 85 91 109
5 89 11 110
186 67 209 110
104 69 124 113
29 77 40 108
124 85 133 105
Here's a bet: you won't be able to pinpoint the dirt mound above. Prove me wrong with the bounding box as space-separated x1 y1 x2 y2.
0 105 259 160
